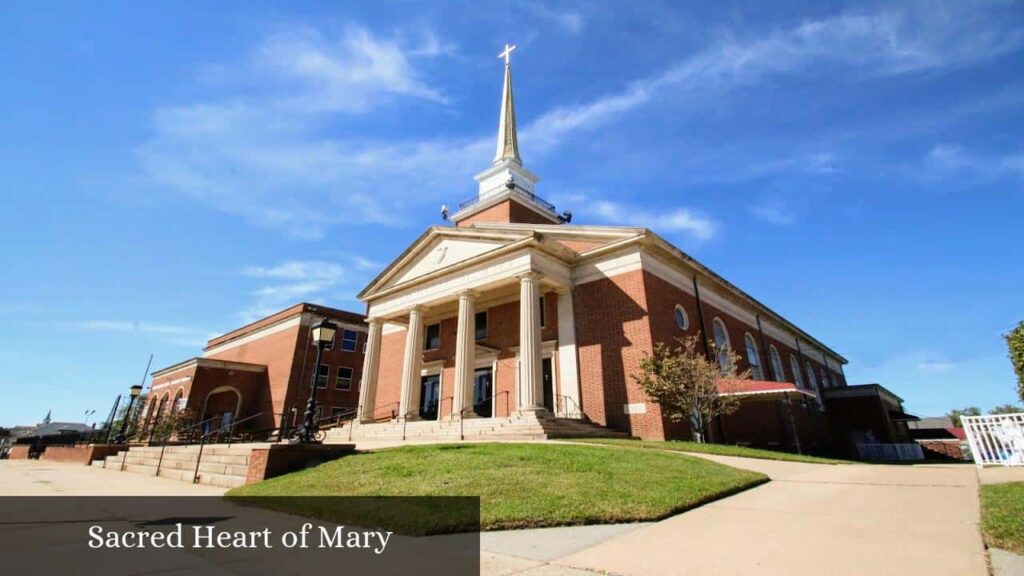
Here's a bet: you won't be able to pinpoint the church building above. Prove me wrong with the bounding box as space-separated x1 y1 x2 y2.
351 45 915 454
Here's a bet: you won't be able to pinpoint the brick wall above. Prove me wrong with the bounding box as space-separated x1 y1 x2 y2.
574 269 670 439
456 199 558 227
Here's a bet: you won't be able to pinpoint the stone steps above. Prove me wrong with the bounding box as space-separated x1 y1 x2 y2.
325 414 628 443
96 444 255 488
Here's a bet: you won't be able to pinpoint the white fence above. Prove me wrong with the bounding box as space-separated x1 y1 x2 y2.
856 443 924 461
962 413 1024 468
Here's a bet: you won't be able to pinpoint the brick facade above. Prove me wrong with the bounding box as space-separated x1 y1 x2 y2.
145 303 367 436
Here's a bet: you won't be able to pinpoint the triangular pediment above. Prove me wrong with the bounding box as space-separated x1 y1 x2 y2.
389 236 507 286
361 228 533 297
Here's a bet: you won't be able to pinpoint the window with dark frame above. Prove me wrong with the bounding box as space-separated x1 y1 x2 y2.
475 311 487 340
340 329 358 352
335 366 354 390
539 295 546 328
316 364 330 388
425 323 441 350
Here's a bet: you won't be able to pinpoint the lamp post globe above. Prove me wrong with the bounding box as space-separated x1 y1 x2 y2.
115 384 145 444
296 317 337 443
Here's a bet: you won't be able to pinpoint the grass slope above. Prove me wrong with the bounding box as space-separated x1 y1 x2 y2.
980 481 1024 555
228 443 766 532
576 437 850 464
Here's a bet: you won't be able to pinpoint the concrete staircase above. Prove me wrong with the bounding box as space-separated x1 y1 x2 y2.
326 413 629 443
95 444 268 488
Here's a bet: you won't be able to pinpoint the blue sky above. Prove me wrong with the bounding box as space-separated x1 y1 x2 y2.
2 1 1022 426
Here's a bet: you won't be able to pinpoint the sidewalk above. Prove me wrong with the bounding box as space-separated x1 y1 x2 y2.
0 459 226 495
484 454 988 576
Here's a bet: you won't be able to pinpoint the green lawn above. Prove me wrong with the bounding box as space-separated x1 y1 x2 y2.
227 443 766 533
980 482 1024 555
575 437 851 464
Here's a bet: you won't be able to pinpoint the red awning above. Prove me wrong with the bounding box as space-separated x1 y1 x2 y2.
716 379 817 399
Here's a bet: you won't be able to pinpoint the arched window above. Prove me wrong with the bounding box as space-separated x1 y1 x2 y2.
806 361 819 391
769 345 785 383
171 389 184 413
712 318 730 371
744 333 763 380
674 304 689 331
789 355 805 388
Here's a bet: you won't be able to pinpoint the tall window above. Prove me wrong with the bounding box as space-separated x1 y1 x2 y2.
674 304 689 331
820 367 830 389
335 366 353 390
475 311 487 340
769 345 785 383
316 364 330 388
744 333 763 380
789 355 805 389
806 361 819 391
425 323 441 350
539 295 546 328
340 329 358 352
712 317 730 371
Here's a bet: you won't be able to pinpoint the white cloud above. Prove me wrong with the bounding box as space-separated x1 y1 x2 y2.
749 197 797 226
590 200 718 241
139 6 1023 238
917 360 959 373
522 4 1024 150
923 144 1024 181
239 258 368 322
525 3 585 34
77 321 212 348
257 26 448 112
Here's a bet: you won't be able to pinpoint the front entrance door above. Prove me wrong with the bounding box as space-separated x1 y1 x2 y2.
542 357 554 412
419 374 440 420
473 368 493 417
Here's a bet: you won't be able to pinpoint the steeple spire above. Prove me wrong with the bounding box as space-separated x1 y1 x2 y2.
494 44 521 165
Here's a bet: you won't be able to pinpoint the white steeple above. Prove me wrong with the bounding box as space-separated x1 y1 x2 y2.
449 44 559 226
472 44 540 201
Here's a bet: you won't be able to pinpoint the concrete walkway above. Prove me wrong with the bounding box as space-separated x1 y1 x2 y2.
0 459 227 495
2 451 994 575
484 454 989 576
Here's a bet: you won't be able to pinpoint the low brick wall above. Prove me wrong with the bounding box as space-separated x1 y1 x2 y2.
7 445 32 460
245 444 355 484
40 444 126 465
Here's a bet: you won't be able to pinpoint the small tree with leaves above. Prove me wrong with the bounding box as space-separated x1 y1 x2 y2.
1006 321 1024 405
990 404 1024 415
948 406 981 427
633 335 749 443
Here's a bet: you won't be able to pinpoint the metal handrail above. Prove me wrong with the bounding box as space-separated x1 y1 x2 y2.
192 412 264 484
558 395 584 419
457 185 557 213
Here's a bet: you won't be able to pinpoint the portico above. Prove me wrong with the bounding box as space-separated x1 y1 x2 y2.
357 240 582 424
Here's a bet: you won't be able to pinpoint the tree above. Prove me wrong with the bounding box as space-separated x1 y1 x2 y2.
1005 320 1024 405
990 404 1024 415
948 406 981 427
633 335 749 443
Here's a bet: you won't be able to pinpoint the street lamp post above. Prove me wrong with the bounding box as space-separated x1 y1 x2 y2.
114 385 143 444
296 317 337 443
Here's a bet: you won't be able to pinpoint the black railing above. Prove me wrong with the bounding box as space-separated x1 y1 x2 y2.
192 411 265 484
457 185 557 214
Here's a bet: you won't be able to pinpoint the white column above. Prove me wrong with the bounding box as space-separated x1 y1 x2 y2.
556 287 582 418
398 306 425 421
357 318 383 423
452 291 476 419
518 272 544 411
